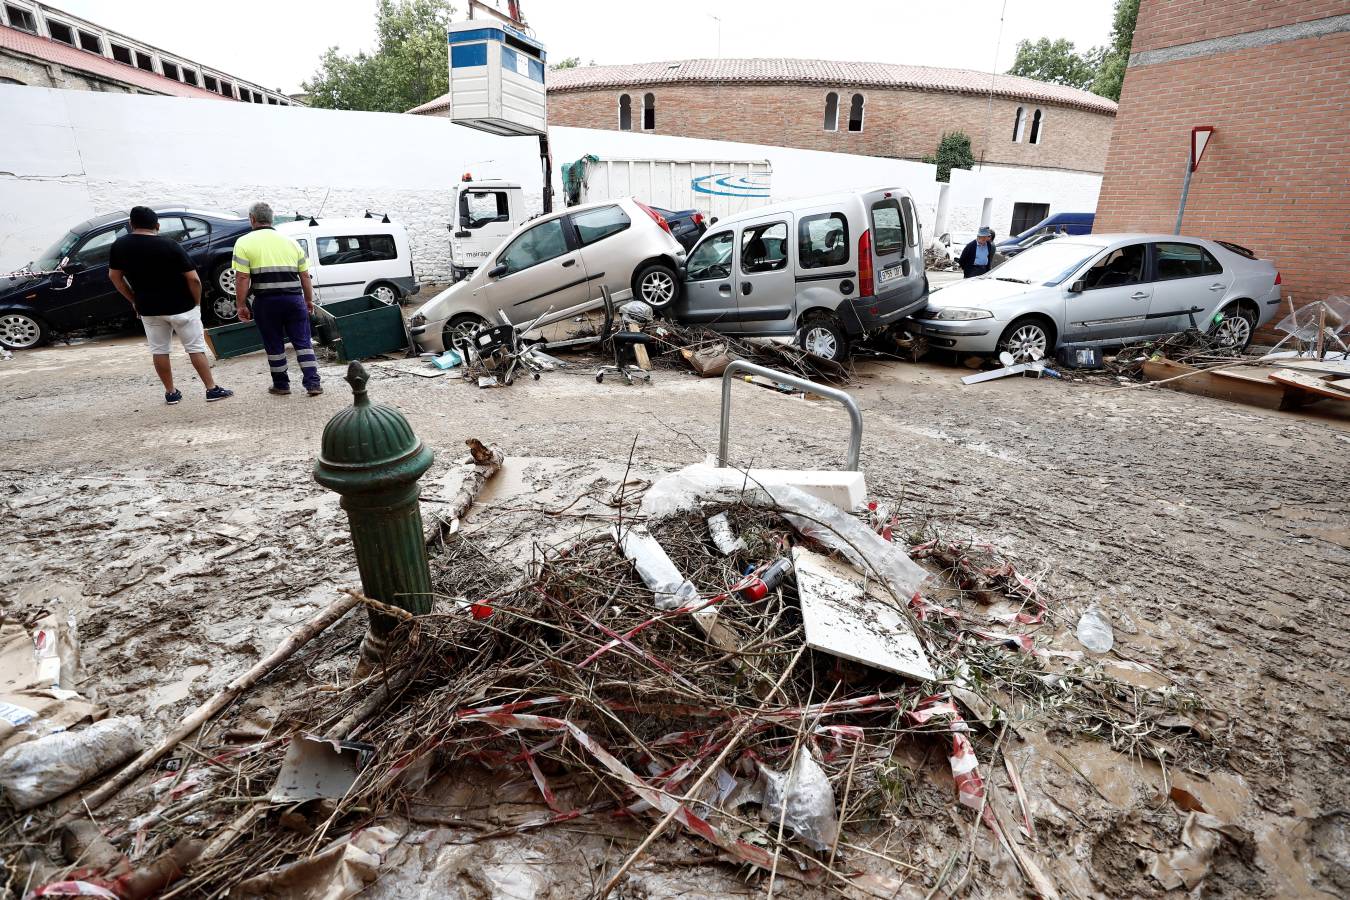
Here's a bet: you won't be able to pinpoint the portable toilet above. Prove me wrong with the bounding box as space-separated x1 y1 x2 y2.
446 20 547 136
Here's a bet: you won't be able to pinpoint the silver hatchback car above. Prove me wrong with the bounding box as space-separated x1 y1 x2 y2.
912 234 1281 359
410 197 685 353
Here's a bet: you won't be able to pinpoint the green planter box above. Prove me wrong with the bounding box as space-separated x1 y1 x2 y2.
317 295 409 363
204 320 265 359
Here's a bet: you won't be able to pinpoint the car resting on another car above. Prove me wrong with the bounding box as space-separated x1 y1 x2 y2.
408 197 685 354
909 234 1281 362
0 206 253 350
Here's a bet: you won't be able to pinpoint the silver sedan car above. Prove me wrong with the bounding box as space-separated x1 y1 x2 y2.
911 234 1281 360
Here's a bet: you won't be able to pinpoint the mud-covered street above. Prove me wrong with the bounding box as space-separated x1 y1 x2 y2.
3 335 1348 898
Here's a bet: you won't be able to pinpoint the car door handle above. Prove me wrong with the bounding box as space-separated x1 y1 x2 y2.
718 283 731 295
561 259 576 268
1208 283 1224 291
1130 291 1149 300
741 283 752 295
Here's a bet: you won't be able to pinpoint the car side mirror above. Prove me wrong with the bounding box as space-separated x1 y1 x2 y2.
1069 279 1085 294
709 217 719 225
488 263 508 279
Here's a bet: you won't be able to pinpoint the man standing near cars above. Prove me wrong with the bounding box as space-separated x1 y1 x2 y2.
108 206 234 405
959 227 1001 279
232 202 322 396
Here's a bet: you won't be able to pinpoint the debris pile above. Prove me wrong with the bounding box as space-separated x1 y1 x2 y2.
651 322 850 383
3 463 1225 897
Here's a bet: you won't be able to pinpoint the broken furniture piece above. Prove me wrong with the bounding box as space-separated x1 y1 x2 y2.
595 287 654 384
961 350 1062 385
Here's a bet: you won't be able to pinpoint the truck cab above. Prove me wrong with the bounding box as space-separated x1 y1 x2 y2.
449 179 527 281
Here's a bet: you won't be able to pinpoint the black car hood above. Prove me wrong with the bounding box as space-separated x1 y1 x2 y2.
0 272 45 300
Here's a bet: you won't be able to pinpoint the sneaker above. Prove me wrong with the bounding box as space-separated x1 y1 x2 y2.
269 386 291 396
306 386 324 397
165 389 182 405
205 386 234 402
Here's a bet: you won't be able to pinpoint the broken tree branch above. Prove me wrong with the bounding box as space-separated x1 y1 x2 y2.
63 592 362 821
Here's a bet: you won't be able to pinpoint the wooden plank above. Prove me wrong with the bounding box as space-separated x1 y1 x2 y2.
1141 358 1307 411
1268 369 1350 401
1273 358 1350 378
627 322 651 370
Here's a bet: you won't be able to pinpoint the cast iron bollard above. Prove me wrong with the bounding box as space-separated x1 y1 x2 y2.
314 361 435 668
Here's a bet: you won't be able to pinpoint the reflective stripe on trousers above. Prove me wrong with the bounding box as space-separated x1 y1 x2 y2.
251 292 320 390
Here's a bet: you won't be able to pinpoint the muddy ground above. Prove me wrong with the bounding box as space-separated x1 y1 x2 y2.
1 330 1347 898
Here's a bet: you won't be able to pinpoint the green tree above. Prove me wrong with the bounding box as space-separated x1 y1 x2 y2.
922 131 975 183
550 56 581 70
1091 0 1140 101
303 0 455 112
1007 37 1100 91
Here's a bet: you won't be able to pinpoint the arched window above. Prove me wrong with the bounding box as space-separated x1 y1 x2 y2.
847 93 864 132
618 94 632 130
642 92 655 130
1029 108 1043 144
823 92 839 131
1012 106 1024 142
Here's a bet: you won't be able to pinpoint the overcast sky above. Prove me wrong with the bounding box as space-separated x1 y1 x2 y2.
52 0 1115 94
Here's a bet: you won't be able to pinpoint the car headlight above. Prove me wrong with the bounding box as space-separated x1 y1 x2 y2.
930 307 993 320
410 313 427 327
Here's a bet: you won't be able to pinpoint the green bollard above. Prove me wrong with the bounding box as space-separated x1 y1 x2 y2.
314 361 435 669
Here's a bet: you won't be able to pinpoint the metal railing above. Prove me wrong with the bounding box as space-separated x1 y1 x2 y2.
718 360 863 471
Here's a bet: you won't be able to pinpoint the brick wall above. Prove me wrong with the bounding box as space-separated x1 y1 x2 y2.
1094 20 1350 335
549 84 1114 173
1132 0 1350 52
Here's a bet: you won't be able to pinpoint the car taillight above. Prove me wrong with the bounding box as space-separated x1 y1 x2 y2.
1274 271 1282 285
634 199 673 235
858 229 874 298
692 212 705 227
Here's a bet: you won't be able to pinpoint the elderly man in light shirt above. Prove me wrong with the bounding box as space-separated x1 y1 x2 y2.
959 226 1000 279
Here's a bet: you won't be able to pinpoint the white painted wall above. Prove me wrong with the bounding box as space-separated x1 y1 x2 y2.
0 86 1099 280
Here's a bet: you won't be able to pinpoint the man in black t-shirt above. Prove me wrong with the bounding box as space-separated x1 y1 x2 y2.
108 206 232 405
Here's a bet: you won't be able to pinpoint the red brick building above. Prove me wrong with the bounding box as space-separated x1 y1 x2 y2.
412 58 1117 175
1094 1 1350 328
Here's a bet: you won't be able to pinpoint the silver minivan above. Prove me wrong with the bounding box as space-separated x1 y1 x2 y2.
670 187 928 361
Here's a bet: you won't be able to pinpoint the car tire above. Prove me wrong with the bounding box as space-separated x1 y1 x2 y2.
367 282 400 305
997 316 1054 363
443 313 489 352
0 310 49 350
797 313 849 363
1210 303 1255 351
204 290 241 326
634 263 679 309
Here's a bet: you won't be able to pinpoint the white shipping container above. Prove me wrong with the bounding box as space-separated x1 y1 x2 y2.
576 158 772 220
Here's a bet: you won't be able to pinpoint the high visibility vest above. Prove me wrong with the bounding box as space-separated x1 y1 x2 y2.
232 227 308 295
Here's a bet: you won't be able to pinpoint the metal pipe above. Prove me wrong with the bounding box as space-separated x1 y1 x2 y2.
718 360 862 471
1174 155 1194 235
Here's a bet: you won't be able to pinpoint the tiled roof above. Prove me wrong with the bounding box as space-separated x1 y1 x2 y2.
0 24 225 100
408 57 1117 116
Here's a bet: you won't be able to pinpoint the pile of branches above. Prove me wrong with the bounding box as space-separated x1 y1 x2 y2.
648 323 852 383
14 498 1229 899
1105 325 1247 379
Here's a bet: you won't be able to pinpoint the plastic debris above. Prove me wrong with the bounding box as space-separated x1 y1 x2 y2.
269 734 375 803
431 349 462 369
1076 606 1114 653
0 716 141 810
613 524 699 610
759 746 839 852
707 512 746 555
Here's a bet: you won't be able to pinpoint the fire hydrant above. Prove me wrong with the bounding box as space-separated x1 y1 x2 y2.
314 361 435 668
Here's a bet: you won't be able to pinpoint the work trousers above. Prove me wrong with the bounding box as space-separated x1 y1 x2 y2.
252 292 320 390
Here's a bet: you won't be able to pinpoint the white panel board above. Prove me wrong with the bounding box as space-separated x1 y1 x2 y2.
793 547 934 682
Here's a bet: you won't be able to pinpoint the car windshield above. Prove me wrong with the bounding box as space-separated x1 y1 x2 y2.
34 230 82 271
990 241 1101 286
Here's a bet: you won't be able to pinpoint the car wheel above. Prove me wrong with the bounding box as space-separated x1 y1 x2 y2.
997 317 1053 363
206 291 240 325
0 311 49 350
1211 304 1255 351
210 261 236 299
443 313 489 351
797 314 849 363
635 263 679 309
368 282 400 305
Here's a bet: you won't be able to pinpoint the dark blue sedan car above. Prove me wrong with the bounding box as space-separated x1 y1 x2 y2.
0 205 252 350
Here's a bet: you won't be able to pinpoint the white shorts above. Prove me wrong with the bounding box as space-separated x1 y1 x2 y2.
143 307 206 355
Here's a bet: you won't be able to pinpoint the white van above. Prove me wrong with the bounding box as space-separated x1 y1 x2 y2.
670 187 928 362
275 216 419 306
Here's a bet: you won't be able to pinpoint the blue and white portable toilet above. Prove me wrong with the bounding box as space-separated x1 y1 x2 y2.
446 20 547 136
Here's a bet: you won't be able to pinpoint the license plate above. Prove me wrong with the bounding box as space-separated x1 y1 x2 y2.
878 265 905 284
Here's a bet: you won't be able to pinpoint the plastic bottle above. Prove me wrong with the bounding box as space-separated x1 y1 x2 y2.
1076 606 1114 654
